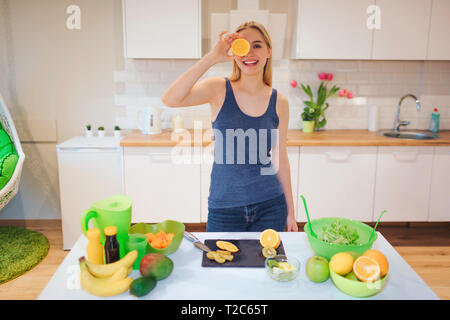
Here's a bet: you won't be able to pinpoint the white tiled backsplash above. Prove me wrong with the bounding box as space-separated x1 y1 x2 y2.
113 59 450 131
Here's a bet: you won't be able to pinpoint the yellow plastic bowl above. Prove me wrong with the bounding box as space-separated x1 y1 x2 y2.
330 269 387 298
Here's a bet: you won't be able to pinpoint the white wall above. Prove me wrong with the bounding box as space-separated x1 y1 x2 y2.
0 0 124 219
0 0 449 220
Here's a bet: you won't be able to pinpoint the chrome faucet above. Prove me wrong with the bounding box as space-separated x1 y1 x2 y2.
393 94 421 132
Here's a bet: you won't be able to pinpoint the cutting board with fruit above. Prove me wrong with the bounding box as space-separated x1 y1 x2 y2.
201 239 285 268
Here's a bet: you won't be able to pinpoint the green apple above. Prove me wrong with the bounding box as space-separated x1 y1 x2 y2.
345 271 359 281
306 256 330 283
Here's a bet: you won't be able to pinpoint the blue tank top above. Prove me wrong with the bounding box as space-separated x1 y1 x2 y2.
208 78 284 208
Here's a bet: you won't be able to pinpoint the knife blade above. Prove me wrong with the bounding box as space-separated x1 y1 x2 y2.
184 231 212 252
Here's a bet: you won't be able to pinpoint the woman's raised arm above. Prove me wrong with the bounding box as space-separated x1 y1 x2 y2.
161 31 240 108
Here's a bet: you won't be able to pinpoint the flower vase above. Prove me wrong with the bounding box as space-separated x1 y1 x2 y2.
302 121 315 133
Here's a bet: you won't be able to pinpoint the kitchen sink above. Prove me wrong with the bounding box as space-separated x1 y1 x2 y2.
380 130 439 140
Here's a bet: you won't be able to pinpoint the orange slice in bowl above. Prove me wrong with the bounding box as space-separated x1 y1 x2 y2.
353 256 381 282
363 249 389 277
216 241 239 253
231 38 250 56
260 229 280 249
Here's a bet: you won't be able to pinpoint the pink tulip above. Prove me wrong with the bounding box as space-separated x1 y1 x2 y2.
338 89 347 97
318 73 328 80
347 91 354 99
290 80 298 88
327 73 333 81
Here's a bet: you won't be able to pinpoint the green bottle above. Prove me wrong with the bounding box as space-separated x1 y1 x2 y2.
430 108 440 133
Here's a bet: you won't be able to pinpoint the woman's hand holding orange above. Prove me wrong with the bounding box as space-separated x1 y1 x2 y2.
209 31 241 64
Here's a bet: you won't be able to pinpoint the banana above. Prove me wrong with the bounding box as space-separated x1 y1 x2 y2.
79 258 133 297
105 266 128 282
84 250 137 278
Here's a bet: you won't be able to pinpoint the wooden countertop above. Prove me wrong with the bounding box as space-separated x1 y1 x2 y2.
120 129 450 147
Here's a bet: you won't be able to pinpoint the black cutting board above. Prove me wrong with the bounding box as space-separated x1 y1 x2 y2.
201 239 285 268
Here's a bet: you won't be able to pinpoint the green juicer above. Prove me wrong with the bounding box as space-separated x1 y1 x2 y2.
80 195 132 259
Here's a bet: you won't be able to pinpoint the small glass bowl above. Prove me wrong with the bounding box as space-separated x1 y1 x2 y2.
265 255 301 282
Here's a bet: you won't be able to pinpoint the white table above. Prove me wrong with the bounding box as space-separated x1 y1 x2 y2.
38 232 439 300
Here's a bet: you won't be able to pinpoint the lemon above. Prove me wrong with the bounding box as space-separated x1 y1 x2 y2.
329 252 354 276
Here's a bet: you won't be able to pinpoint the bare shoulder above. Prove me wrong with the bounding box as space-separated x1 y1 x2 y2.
204 77 226 107
275 91 290 119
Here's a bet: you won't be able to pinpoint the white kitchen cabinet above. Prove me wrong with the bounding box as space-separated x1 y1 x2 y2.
374 147 434 221
123 0 201 59
124 146 201 223
372 0 432 60
57 137 124 250
429 147 450 221
200 146 299 223
298 147 377 222
427 0 450 60
292 0 374 59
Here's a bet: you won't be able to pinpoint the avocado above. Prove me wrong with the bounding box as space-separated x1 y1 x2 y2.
129 277 157 297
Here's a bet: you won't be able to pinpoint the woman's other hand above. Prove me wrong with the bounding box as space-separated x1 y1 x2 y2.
286 212 298 232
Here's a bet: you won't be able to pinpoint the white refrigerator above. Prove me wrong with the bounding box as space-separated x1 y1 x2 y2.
56 136 123 249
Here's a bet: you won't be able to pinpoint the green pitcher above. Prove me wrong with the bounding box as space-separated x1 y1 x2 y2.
81 195 132 259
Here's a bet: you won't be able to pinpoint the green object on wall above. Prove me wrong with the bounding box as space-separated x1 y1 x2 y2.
0 226 50 284
0 122 18 190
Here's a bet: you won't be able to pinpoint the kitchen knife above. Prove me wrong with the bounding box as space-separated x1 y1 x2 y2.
183 231 212 252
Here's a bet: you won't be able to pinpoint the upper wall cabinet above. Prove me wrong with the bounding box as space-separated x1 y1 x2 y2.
372 0 432 60
123 0 202 59
427 0 450 60
292 0 375 59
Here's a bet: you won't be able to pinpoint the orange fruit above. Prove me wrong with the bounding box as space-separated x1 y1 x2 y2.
353 256 381 282
260 229 280 249
363 249 389 277
231 38 250 56
216 241 239 253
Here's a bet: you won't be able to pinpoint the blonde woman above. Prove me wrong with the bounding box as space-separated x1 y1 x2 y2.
162 21 298 232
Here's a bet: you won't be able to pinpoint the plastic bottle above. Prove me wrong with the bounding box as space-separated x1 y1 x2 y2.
104 226 120 264
368 105 378 132
430 108 440 133
86 228 104 264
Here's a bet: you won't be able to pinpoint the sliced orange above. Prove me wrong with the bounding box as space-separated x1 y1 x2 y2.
353 256 381 282
363 249 389 277
260 229 280 249
231 38 250 56
216 241 239 253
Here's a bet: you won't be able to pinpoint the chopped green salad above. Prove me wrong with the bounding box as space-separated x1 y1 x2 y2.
318 219 360 245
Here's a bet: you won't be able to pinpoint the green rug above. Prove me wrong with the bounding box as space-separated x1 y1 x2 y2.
0 226 50 284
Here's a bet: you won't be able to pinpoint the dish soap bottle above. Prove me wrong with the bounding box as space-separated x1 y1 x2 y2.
86 228 104 264
104 226 120 264
430 108 440 133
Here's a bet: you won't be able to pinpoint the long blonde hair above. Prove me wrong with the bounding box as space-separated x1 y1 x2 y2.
229 21 273 87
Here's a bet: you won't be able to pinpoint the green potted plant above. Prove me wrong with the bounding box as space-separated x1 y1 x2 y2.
291 73 353 131
114 125 121 138
97 126 105 138
301 107 315 133
85 124 93 138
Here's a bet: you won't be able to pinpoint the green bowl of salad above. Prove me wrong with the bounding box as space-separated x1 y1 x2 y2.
304 217 377 261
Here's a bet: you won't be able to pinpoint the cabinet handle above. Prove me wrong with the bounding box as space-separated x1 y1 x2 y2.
58 147 121 153
147 152 172 163
324 150 352 162
392 151 419 162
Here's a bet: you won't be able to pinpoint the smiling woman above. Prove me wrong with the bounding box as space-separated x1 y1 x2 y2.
161 21 297 232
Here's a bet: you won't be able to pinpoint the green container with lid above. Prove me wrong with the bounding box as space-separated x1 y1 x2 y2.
81 195 132 259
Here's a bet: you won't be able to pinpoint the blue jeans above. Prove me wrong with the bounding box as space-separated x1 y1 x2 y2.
206 193 287 232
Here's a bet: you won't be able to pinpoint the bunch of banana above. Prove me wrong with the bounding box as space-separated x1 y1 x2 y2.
78 250 137 297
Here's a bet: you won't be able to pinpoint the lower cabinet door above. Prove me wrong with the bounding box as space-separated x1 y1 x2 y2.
374 146 434 222
124 147 201 223
298 147 377 222
429 147 450 221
